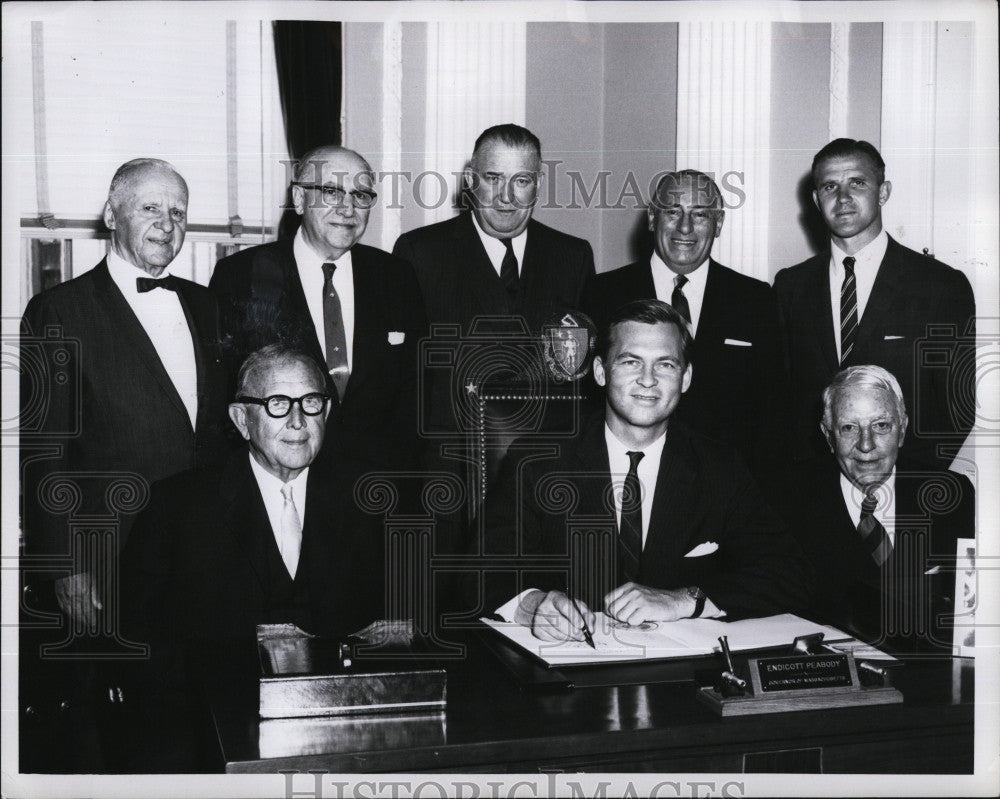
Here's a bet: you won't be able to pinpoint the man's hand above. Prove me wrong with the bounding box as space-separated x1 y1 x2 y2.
604 583 695 624
517 590 597 643
54 572 102 628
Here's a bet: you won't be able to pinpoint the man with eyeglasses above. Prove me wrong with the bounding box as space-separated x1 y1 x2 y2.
210 145 426 474
119 344 387 768
584 170 787 480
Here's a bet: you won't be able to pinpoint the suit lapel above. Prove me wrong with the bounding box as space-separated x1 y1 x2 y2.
91 260 191 426
173 279 222 436
219 452 271 592
644 425 700 566
455 213 511 318
853 237 905 360
806 253 839 371
696 261 726 346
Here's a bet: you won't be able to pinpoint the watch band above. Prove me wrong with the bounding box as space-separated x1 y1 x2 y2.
688 586 707 618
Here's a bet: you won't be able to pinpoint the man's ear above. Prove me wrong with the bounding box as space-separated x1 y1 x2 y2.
713 210 725 239
291 184 306 216
103 201 116 231
812 189 820 211
681 362 693 394
462 165 476 193
228 403 251 441
820 422 834 452
593 355 607 388
647 206 657 232
897 411 908 447
878 180 892 207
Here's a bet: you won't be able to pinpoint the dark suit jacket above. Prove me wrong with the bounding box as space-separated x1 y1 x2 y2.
584 258 788 476
209 239 427 470
392 212 595 334
118 450 386 771
121 449 385 644
469 414 811 620
773 236 976 465
772 457 975 651
20 259 230 565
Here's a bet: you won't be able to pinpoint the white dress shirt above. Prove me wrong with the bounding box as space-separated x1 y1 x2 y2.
650 252 708 335
294 229 355 371
829 230 888 362
839 468 898 546
248 453 310 574
106 250 198 428
471 214 527 278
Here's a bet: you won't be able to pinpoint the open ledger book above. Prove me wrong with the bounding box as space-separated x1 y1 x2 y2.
482 613 856 667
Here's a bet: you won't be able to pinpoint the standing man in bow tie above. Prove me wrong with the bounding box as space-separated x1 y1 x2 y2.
774 139 976 467
210 146 426 474
20 158 230 631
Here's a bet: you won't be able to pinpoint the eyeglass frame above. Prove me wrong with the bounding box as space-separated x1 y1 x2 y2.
235 392 331 419
292 181 379 209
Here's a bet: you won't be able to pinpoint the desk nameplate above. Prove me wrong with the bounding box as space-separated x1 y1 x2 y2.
697 652 903 716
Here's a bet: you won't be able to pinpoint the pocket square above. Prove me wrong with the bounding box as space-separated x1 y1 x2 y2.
724 338 752 347
387 331 405 345
684 541 719 558
883 335 905 341
924 566 941 576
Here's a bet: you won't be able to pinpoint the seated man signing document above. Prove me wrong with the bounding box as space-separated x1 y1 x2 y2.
475 299 811 642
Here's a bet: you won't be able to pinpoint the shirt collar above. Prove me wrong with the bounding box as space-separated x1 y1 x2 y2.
471 212 528 263
649 251 709 291
106 248 174 296
294 227 354 273
248 450 309 495
831 229 888 275
604 423 667 463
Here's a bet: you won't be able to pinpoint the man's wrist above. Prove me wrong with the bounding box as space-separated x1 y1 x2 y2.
686 586 707 618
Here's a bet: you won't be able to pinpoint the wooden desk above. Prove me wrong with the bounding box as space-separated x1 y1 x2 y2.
207 634 974 774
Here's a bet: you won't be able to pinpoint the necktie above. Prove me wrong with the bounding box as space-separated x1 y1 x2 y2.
321 262 350 402
499 238 519 297
618 450 645 583
671 274 691 325
839 256 858 366
858 493 892 566
136 275 177 293
279 483 303 578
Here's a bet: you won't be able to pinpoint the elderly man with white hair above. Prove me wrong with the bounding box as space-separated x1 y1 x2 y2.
772 364 975 652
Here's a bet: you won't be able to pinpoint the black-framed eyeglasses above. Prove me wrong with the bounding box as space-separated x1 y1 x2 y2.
236 393 330 418
293 182 378 209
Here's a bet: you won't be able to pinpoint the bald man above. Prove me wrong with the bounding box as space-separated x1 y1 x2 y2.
585 170 788 477
21 158 230 629
211 146 426 473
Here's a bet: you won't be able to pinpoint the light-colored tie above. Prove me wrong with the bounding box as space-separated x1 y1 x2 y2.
279 483 303 578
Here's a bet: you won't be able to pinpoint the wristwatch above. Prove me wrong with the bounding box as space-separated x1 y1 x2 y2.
687 586 707 619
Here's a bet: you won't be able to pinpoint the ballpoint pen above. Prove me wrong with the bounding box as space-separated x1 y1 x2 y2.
571 597 596 649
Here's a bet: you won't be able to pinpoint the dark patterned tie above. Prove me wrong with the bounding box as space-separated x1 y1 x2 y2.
499 238 519 297
618 450 645 584
840 256 858 366
136 275 178 293
671 274 691 324
858 493 892 566
321 262 350 402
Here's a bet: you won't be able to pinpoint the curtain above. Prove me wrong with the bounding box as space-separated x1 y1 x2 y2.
272 21 343 240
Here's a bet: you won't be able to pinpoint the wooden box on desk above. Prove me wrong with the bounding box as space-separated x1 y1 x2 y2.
257 623 447 719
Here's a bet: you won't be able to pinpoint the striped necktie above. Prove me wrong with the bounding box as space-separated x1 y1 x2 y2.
858 492 892 566
840 256 858 366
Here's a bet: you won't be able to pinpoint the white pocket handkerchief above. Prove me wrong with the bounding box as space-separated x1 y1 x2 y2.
387 331 405 345
924 566 941 576
883 335 905 341
684 541 719 558
724 338 752 347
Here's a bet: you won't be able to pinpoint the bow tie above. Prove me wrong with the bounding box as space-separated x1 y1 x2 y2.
136 275 178 293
